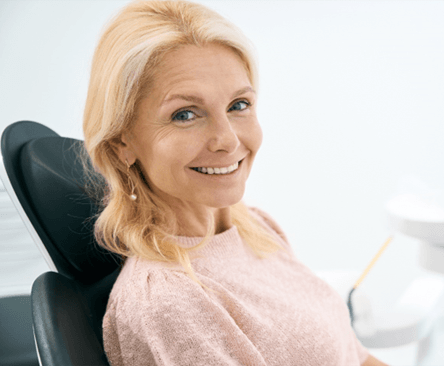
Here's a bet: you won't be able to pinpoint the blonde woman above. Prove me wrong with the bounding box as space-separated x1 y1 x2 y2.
83 1 388 365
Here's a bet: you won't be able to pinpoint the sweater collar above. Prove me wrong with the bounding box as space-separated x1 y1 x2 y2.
174 225 245 258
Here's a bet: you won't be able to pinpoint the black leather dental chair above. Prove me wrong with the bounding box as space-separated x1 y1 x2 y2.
1 121 122 366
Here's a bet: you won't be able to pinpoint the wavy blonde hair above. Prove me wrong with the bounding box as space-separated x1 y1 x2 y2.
82 0 285 288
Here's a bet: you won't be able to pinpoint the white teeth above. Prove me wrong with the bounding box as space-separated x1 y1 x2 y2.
227 162 238 173
194 161 240 175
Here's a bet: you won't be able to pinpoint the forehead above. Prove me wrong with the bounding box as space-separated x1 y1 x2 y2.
149 44 251 101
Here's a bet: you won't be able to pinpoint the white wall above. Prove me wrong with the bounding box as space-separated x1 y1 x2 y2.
1 1 444 357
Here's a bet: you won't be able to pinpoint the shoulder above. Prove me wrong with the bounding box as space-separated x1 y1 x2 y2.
104 258 210 337
247 205 291 247
107 256 192 310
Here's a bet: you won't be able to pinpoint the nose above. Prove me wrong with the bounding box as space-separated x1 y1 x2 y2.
206 114 240 153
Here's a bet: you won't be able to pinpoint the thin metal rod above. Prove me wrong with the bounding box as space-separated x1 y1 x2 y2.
352 236 393 290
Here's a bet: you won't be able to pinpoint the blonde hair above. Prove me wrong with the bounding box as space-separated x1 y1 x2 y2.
82 0 285 288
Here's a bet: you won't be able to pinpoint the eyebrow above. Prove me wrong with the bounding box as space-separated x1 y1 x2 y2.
161 86 255 106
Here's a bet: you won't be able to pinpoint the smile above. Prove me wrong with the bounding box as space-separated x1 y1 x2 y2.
190 161 240 175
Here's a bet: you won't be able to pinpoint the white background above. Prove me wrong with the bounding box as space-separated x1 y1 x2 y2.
1 1 444 364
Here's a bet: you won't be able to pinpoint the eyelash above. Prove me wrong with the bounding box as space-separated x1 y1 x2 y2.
171 99 251 123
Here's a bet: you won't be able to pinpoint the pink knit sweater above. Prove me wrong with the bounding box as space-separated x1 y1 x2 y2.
103 207 369 366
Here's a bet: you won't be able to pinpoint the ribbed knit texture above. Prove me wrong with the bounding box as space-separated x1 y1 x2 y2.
103 207 370 366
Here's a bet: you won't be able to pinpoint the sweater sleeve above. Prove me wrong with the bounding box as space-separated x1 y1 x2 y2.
103 267 267 366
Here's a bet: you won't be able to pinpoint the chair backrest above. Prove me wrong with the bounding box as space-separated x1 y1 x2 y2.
1 121 122 366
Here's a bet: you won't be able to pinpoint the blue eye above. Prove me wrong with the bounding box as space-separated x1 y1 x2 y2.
172 110 196 122
229 100 249 112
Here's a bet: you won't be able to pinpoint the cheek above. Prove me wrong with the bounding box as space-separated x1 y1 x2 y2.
149 133 198 173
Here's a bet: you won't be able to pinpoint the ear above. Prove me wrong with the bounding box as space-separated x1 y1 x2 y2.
116 134 137 166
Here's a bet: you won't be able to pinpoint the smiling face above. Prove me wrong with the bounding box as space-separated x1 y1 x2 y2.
118 43 262 234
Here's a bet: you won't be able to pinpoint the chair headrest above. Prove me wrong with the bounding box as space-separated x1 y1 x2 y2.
20 136 121 283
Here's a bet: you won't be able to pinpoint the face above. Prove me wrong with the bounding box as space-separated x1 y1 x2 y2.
119 44 262 220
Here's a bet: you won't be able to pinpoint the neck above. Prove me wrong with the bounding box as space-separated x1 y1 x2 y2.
175 206 232 237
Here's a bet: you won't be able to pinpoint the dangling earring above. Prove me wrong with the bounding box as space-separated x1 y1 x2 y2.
125 159 137 201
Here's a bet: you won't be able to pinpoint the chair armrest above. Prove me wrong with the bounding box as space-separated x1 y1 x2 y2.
31 272 110 366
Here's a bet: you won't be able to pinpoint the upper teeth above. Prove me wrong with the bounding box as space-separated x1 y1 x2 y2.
193 162 239 175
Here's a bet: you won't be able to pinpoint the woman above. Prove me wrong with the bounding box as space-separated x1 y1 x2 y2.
83 1 388 365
